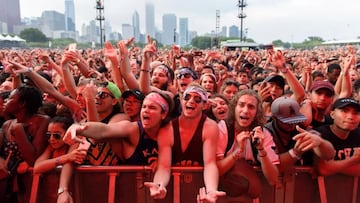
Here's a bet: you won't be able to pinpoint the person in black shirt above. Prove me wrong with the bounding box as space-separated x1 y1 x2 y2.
316 98 360 176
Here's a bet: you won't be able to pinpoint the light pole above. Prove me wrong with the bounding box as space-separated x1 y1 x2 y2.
237 0 247 42
96 0 105 48
173 28 176 44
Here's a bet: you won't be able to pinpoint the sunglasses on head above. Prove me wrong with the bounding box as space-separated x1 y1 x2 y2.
183 94 202 104
176 73 192 79
46 132 62 140
97 91 114 99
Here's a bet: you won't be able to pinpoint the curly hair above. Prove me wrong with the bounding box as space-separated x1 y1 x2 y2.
17 86 43 115
227 89 266 130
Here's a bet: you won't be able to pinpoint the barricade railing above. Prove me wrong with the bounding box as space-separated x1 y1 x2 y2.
28 166 359 203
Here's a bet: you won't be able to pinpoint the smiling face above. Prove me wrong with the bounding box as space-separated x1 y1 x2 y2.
331 106 360 132
211 97 228 121
181 92 205 119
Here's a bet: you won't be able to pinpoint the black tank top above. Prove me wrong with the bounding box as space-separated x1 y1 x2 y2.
171 114 207 166
119 121 158 165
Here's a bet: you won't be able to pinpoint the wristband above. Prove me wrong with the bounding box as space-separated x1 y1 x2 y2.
28 67 33 73
57 187 68 195
55 157 62 166
289 149 301 160
140 69 150 72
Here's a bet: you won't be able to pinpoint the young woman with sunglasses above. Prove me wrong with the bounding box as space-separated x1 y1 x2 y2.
33 116 86 174
33 116 87 203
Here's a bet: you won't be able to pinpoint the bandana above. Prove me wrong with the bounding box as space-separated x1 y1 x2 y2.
146 92 169 113
183 86 208 102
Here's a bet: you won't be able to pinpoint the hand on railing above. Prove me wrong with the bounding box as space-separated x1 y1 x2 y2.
196 187 226 203
143 182 167 199
63 124 87 145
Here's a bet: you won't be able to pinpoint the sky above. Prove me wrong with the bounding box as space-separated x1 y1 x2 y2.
19 0 360 44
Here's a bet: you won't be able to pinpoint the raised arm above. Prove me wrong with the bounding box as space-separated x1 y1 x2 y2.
118 38 140 90
139 35 158 95
272 51 305 103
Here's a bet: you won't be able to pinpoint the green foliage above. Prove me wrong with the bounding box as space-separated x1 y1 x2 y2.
191 36 212 49
19 28 47 42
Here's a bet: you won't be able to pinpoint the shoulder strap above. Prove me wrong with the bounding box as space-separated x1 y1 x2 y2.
225 122 234 155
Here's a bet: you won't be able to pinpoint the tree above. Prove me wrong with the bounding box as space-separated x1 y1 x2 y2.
191 36 212 49
20 28 47 42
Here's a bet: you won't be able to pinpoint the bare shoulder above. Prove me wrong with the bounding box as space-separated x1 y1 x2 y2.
203 118 219 138
158 122 174 146
32 114 51 123
204 117 219 130
108 113 130 123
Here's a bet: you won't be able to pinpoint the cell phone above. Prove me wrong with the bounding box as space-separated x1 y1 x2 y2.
194 51 203 56
250 129 260 147
68 43 77 51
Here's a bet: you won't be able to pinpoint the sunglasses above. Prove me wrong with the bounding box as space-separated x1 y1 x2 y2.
46 132 62 140
97 91 114 99
176 73 192 79
184 94 202 104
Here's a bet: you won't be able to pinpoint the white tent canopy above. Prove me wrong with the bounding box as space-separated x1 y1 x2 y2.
0 34 26 42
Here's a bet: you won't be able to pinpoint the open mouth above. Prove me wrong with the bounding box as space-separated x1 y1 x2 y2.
142 115 150 120
218 110 226 115
239 115 250 121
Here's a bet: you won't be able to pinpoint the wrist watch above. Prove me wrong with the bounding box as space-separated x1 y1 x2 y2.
280 63 288 73
58 187 68 195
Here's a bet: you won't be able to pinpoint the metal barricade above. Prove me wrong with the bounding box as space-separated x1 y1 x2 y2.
28 166 359 203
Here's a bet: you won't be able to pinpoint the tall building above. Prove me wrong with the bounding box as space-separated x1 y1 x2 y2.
132 11 140 42
41 11 66 31
221 26 227 37
64 0 76 31
162 13 176 46
0 0 20 33
122 24 134 40
41 11 66 38
145 2 155 37
179 18 188 47
229 25 239 38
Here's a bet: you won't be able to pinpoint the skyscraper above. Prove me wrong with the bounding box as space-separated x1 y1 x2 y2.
132 11 140 42
0 0 20 33
64 0 76 31
179 18 188 47
229 25 239 38
162 14 177 46
145 2 155 38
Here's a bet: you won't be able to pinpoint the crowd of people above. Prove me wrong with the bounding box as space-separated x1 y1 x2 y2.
0 36 359 203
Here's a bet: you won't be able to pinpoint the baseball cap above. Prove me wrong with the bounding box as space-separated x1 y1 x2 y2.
122 89 145 101
309 81 335 95
264 75 285 89
106 82 121 99
332 98 360 111
271 96 307 124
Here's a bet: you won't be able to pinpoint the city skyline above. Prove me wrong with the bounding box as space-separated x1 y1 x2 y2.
19 0 360 44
